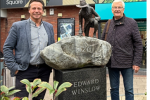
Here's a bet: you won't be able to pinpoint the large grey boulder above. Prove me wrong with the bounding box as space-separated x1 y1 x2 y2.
40 36 112 70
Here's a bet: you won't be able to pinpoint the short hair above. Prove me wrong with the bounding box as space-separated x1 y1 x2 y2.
28 0 44 10
112 0 125 8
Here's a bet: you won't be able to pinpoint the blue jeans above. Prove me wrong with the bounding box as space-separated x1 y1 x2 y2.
108 67 134 100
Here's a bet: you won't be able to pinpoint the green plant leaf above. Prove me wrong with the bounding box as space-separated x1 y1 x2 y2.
20 79 31 88
3 97 10 100
55 88 66 97
12 97 21 100
6 90 21 96
32 87 46 98
26 84 32 94
1 85 9 94
55 82 72 97
33 79 41 87
57 82 72 90
38 82 55 94
20 79 32 93
53 81 59 90
8 86 15 91
22 97 29 100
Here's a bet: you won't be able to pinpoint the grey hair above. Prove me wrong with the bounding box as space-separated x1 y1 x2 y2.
112 0 125 8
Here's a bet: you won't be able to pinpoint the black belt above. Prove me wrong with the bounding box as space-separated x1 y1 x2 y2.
29 63 45 67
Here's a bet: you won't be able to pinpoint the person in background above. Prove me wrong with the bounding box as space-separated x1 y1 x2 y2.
3 0 55 99
102 0 143 100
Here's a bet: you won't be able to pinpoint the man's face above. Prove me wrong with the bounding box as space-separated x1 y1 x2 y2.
112 2 124 19
29 2 44 20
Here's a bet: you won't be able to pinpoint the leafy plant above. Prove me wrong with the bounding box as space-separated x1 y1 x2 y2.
20 78 46 100
19 79 72 100
0 80 20 100
0 79 72 100
38 81 72 100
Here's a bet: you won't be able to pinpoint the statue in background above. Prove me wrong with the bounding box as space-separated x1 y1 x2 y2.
76 0 101 38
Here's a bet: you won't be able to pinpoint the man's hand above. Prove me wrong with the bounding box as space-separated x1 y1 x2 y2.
15 70 19 75
132 65 140 73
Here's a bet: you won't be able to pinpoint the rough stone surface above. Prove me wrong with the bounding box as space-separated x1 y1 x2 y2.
40 36 111 70
54 67 106 100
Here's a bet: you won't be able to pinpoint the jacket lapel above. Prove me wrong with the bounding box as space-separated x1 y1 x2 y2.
26 19 31 52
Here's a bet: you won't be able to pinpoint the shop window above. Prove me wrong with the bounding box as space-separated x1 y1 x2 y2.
57 18 75 41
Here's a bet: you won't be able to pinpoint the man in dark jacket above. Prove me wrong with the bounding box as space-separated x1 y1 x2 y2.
102 0 143 100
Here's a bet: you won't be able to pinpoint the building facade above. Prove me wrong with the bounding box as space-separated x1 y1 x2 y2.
0 0 147 68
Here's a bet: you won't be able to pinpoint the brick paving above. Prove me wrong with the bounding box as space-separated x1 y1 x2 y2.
44 69 147 100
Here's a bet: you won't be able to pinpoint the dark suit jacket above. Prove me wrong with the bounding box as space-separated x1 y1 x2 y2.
3 19 55 76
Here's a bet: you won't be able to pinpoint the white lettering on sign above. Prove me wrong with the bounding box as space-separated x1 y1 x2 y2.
72 86 100 95
71 79 100 95
6 0 23 5
73 79 99 87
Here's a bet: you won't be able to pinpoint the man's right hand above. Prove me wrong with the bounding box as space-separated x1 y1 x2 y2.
15 70 19 75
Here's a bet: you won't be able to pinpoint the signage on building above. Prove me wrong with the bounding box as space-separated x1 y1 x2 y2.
1 0 27 8
6 0 23 5
137 21 146 31
0 0 147 9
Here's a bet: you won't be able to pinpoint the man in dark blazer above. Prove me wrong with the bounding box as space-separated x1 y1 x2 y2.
102 0 143 100
3 0 55 99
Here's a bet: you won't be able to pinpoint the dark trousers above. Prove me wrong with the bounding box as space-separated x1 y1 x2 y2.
14 64 52 100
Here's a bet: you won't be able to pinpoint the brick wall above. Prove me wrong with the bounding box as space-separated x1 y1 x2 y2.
0 18 8 52
0 6 97 52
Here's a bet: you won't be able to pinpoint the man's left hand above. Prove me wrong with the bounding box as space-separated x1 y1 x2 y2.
132 65 140 73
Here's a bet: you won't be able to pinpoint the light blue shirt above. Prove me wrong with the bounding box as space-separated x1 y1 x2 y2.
29 19 48 65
